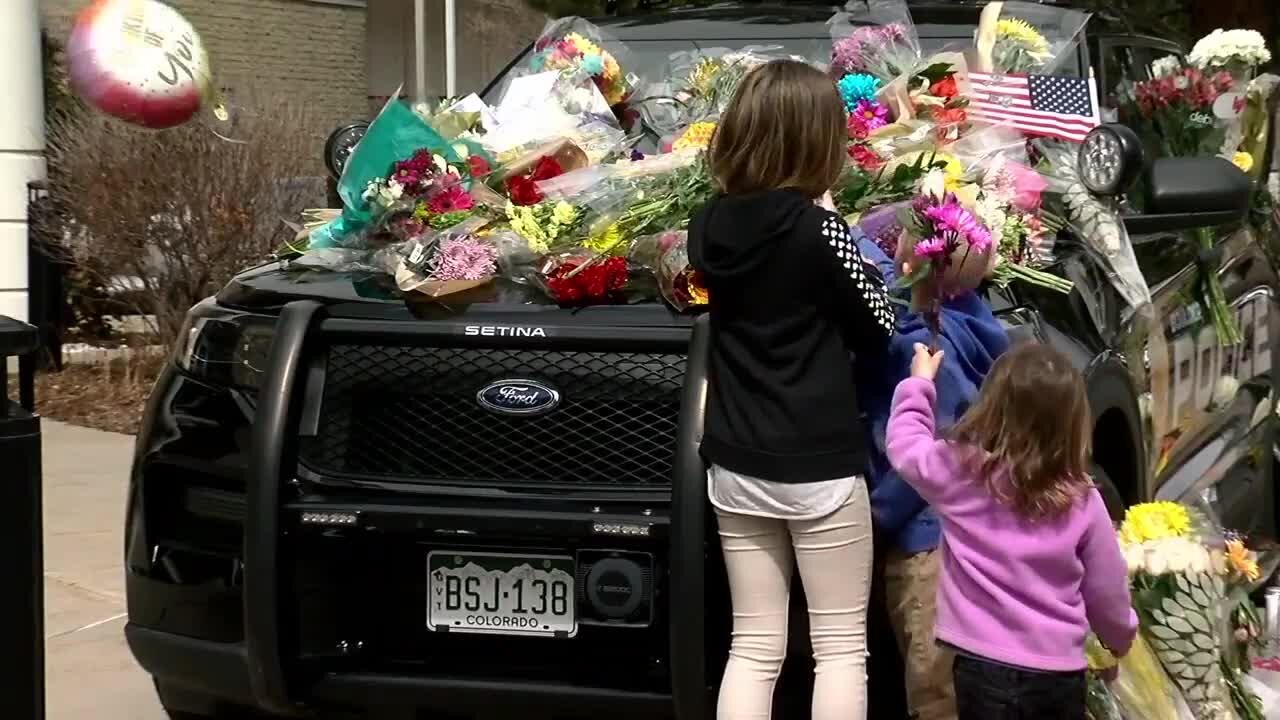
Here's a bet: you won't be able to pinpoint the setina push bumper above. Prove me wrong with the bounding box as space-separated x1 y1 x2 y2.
125 300 718 718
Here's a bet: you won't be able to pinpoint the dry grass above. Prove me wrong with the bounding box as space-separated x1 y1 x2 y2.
35 356 164 435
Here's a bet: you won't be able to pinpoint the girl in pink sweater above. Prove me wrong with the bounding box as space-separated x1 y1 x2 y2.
886 341 1137 720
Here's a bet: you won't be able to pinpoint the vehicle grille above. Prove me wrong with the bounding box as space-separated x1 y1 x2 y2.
299 345 686 488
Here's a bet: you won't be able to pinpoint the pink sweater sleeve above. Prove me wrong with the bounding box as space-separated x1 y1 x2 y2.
1079 491 1139 657
885 377 961 510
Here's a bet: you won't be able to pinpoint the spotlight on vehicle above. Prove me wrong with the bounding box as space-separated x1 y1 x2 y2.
324 122 370 180
1078 123 1144 197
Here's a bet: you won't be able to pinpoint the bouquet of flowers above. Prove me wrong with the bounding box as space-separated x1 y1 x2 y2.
528 17 632 109
975 1 1089 75
895 167 996 342
1087 634 1184 720
387 218 503 299
973 155 1072 293
1119 501 1241 720
1190 29 1273 80
630 230 708 311
538 253 632 306
297 98 487 254
829 0 921 83
1130 67 1236 157
646 47 797 136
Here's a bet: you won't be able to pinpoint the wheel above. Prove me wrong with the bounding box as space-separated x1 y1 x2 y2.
1091 462 1125 521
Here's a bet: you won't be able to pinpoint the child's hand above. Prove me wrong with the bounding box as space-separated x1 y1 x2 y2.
819 191 837 212
910 343 944 381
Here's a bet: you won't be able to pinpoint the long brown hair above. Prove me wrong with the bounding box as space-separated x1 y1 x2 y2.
949 342 1094 520
709 59 847 197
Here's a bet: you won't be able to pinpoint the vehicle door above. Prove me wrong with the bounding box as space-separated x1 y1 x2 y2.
1097 36 1280 534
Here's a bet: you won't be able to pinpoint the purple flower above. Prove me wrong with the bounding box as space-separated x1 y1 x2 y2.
430 237 498 281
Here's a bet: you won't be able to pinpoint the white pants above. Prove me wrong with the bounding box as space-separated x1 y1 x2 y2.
714 483 873 720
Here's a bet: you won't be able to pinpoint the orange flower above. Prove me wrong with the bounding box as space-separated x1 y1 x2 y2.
1226 538 1260 581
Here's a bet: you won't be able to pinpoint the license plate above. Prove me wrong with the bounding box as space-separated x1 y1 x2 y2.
427 552 576 638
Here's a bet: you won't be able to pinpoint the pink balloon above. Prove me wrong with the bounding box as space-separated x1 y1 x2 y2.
66 0 212 130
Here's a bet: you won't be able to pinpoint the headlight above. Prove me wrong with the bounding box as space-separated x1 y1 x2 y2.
324 122 369 180
1078 123 1143 196
174 303 275 389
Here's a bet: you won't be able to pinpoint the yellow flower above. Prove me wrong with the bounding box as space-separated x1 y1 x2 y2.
996 18 1051 56
1118 502 1192 546
689 57 724 96
565 32 600 57
674 122 717 151
584 223 625 255
1233 151 1255 173
1226 538 1260 581
934 153 966 191
551 201 579 226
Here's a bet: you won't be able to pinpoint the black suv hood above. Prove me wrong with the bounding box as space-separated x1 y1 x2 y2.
215 262 696 326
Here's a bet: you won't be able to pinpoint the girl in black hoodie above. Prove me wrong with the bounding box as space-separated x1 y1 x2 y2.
689 60 894 720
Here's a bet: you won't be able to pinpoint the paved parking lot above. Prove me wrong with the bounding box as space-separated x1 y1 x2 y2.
41 420 165 720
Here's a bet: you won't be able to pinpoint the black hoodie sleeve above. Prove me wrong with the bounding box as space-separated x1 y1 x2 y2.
815 211 895 344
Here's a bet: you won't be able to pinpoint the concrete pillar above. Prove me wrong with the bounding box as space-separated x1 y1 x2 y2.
0 0 46 324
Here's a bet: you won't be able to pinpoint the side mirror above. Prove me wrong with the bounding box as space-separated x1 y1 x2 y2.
323 122 370 181
1123 156 1253 234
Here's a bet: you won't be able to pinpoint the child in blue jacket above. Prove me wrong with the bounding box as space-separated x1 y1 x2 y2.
855 236 1010 720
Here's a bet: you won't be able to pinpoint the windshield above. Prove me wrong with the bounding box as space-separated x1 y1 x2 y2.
483 24 1086 151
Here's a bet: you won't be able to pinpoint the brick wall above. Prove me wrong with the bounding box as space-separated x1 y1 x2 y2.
41 0 369 151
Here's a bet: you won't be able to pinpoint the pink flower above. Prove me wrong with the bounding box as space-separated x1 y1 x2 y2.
914 236 948 259
1006 162 1048 211
849 99 889 136
428 185 475 214
923 196 993 253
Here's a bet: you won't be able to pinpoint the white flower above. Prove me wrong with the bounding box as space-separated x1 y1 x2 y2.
432 154 449 174
921 168 947 199
1150 55 1183 79
1124 543 1146 576
1190 29 1272 69
975 197 1007 238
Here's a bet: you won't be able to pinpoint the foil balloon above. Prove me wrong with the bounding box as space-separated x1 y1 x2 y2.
67 0 218 130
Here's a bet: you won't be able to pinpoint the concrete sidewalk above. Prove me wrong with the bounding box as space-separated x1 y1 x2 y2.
42 420 164 720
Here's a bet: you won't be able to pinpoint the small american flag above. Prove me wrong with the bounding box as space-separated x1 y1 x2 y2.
968 71 1101 142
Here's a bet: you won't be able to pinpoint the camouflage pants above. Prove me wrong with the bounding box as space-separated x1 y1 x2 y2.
883 549 957 720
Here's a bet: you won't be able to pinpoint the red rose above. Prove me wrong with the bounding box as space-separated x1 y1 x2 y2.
934 107 967 126
468 155 491 179
506 175 543 206
929 75 958 98
530 155 565 182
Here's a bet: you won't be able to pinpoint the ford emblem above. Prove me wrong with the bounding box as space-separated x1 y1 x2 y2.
476 379 561 416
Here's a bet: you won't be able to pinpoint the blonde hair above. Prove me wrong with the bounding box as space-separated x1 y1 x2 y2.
949 342 1094 520
709 59 847 197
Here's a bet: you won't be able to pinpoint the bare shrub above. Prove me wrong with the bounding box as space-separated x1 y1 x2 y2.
44 92 325 349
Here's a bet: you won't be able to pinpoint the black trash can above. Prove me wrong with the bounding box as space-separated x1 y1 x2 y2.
0 316 44 720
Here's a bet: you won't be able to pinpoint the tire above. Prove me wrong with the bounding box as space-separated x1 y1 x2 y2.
1091 462 1125 521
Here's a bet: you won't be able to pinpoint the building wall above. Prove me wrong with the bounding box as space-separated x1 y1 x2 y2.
366 0 546 109
41 0 370 146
